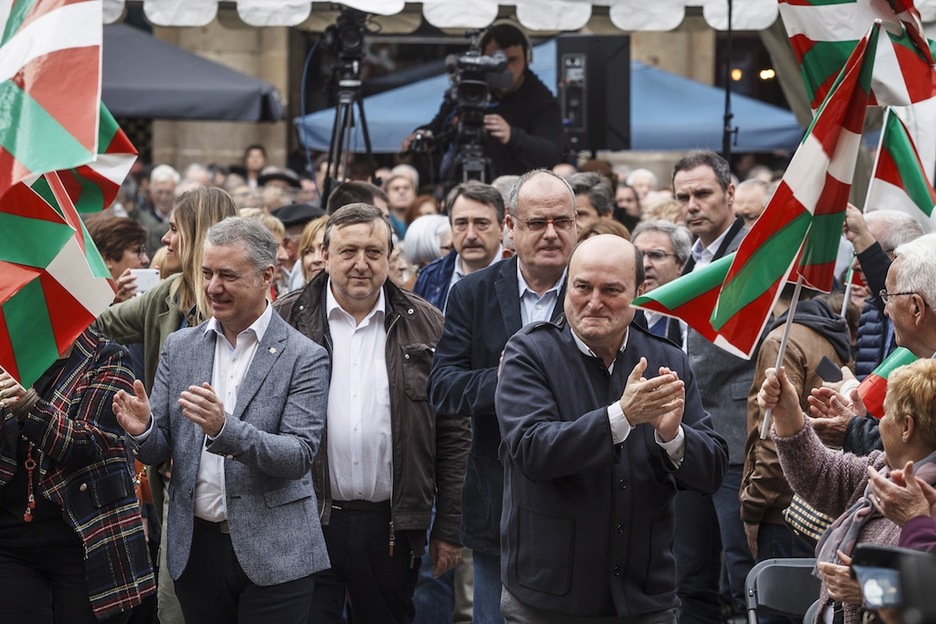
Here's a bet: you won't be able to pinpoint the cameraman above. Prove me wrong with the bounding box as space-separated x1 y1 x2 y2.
402 23 564 179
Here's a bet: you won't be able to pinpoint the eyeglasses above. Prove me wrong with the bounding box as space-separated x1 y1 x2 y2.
642 250 675 262
452 218 494 232
879 289 918 304
515 217 575 232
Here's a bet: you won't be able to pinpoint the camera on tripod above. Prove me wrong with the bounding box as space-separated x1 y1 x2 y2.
323 8 367 63
444 48 511 142
440 38 513 182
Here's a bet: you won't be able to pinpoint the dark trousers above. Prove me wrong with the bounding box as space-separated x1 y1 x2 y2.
309 504 423 624
674 465 754 624
173 518 315 624
0 540 131 624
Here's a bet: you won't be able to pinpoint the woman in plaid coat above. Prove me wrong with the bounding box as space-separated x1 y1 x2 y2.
0 327 155 622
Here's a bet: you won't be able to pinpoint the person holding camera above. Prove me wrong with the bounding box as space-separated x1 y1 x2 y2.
402 23 564 180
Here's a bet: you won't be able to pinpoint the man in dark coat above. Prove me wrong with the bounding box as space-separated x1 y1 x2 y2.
495 234 727 622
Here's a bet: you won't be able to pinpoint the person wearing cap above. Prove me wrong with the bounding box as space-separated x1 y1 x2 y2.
276 203 326 294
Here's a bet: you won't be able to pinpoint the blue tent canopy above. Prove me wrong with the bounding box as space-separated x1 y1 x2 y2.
294 39 803 154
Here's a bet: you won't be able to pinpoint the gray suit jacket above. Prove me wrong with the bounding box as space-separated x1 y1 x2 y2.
683 217 755 464
131 311 330 586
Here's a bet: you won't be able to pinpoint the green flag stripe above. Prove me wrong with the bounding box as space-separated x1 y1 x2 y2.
1 0 37 46
799 39 857 104
801 212 848 265
3 278 59 389
872 347 918 377
97 104 120 150
796 0 857 6
72 172 106 213
712 213 811 326
0 80 92 175
632 254 733 310
885 118 936 216
80 224 111 278
0 212 74 267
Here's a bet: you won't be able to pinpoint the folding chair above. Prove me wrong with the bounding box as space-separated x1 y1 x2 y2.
745 558 821 624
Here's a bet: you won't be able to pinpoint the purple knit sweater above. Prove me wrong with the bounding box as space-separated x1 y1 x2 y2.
773 421 900 624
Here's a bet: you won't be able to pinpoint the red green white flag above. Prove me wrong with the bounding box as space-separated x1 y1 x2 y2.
707 21 878 358
0 0 126 387
857 346 919 418
0 174 115 387
867 110 936 232
0 0 103 200
778 0 936 180
631 254 750 359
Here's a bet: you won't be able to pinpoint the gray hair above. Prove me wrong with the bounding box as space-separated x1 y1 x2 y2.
404 214 451 266
672 150 732 191
150 164 180 185
864 210 925 253
735 177 771 198
893 232 936 306
626 168 658 189
506 169 575 217
205 216 277 272
568 172 614 217
631 220 693 265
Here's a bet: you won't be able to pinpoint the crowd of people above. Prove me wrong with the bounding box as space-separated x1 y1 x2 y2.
2 22 936 624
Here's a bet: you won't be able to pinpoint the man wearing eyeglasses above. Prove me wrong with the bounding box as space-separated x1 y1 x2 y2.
630 221 692 338
428 169 577 623
415 181 506 313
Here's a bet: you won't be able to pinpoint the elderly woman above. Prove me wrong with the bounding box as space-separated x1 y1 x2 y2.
759 358 936 624
0 328 155 622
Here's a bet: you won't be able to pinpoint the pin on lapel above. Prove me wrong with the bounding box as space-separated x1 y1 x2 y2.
269 347 277 354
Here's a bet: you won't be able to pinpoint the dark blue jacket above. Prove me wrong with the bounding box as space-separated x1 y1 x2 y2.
496 320 727 616
413 252 457 312
854 300 896 380
428 256 565 555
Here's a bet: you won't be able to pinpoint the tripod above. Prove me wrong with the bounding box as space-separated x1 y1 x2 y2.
322 59 377 202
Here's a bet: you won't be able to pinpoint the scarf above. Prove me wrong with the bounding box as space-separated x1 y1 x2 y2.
816 448 936 568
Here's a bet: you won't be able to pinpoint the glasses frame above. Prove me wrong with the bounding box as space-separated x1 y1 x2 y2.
879 289 919 305
514 216 576 232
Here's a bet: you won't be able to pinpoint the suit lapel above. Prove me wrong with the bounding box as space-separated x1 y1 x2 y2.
231 314 286 421
494 257 523 335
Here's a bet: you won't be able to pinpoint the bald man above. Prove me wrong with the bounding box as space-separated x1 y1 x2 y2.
494 235 727 623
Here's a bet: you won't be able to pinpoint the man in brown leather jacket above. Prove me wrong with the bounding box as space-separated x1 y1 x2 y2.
275 203 470 623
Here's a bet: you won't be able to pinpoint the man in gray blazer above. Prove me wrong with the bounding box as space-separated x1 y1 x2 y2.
114 217 329 624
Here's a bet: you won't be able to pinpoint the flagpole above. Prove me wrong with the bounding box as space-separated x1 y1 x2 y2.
760 274 804 439
863 107 890 211
837 107 889 320
840 262 854 318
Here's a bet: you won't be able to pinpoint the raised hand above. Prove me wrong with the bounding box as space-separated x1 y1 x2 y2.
113 380 152 436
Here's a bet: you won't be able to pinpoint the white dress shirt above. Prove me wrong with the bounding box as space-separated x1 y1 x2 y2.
570 326 686 467
517 264 566 326
325 280 393 502
133 302 273 522
690 225 732 268
196 303 272 521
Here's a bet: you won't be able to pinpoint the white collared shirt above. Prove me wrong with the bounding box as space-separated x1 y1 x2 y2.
570 327 686 467
325 280 392 502
690 225 732 268
517 264 567 326
196 302 273 521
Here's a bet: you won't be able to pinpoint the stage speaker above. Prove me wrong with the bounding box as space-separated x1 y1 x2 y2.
556 34 631 151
